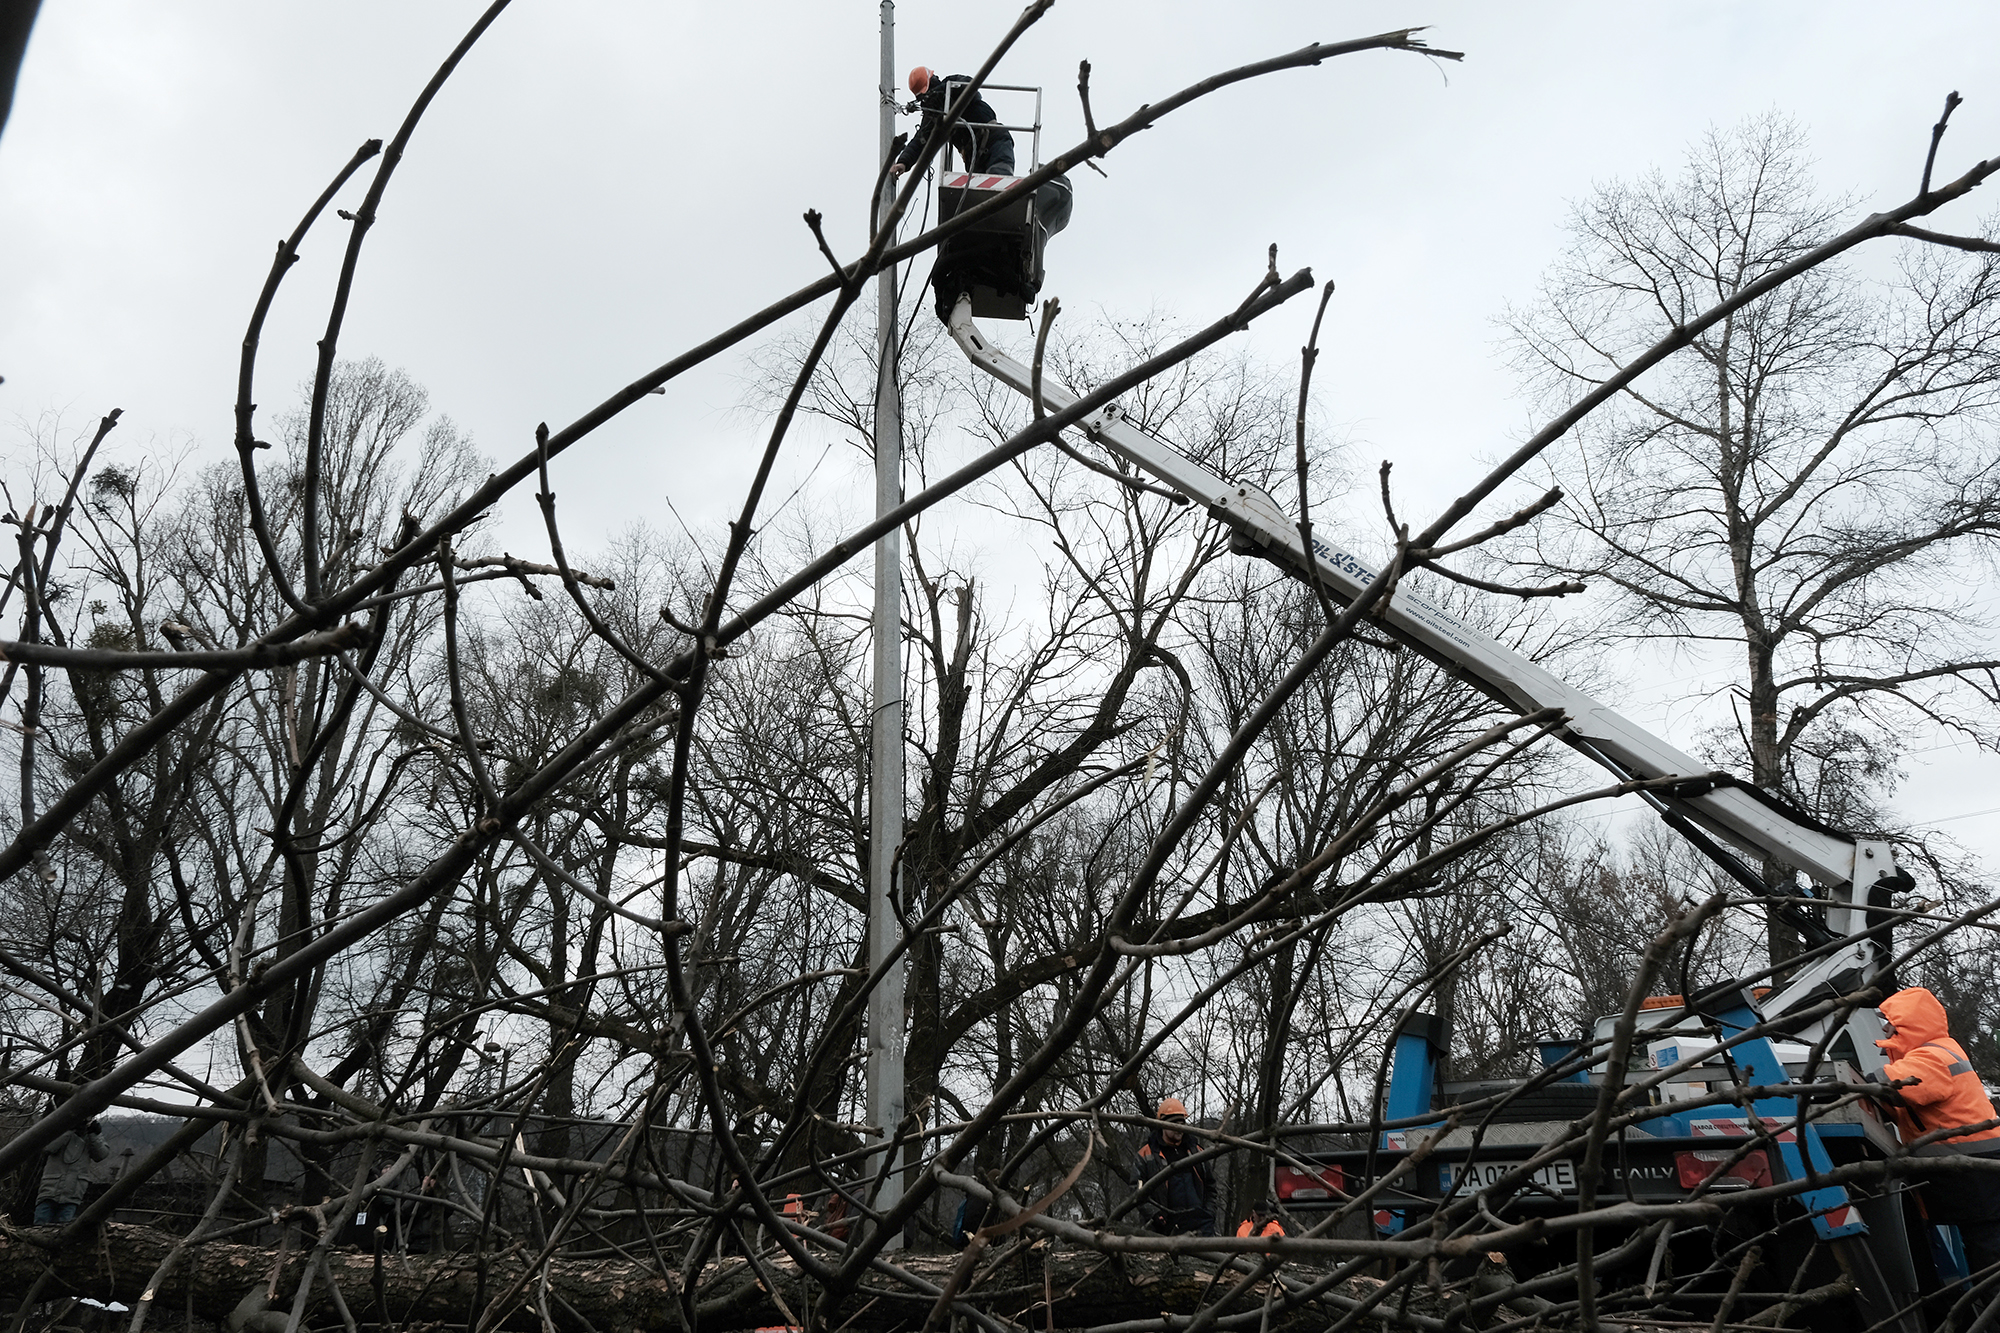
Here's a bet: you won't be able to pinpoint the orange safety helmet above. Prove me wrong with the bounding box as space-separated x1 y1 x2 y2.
908 66 934 96
1157 1096 1188 1119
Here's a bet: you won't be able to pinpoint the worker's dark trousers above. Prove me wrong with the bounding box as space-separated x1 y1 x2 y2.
1922 1154 2000 1290
1961 1219 2000 1285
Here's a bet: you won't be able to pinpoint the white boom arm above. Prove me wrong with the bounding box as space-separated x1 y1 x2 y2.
949 297 1903 1050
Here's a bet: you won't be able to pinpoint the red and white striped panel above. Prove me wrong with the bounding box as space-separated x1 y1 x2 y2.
1689 1117 1798 1144
943 173 1020 191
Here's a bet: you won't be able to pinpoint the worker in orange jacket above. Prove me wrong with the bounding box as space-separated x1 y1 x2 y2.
1872 987 2000 1278
1235 1200 1284 1239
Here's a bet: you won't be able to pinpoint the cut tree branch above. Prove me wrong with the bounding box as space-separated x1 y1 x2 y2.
0 621 371 671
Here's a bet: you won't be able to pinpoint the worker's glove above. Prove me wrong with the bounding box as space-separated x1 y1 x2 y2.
891 162 908 177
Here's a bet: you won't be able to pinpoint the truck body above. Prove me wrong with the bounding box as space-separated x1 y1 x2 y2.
1269 1005 1963 1332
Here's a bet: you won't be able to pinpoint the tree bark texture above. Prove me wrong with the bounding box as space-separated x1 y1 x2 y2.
0 1221 1396 1332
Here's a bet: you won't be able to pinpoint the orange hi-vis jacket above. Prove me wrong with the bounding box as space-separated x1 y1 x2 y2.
1875 987 2000 1148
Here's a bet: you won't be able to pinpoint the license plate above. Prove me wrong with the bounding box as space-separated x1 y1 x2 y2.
1441 1158 1578 1195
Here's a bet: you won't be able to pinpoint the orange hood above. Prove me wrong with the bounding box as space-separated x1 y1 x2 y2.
1877 987 1951 1061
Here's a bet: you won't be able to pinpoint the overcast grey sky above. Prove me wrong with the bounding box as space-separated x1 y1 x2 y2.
4 2 1998 865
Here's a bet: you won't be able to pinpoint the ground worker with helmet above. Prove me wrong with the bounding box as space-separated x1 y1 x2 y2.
1872 987 2000 1280
1136 1096 1215 1236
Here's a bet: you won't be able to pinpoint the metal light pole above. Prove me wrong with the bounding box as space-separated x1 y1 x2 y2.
865 0 907 1240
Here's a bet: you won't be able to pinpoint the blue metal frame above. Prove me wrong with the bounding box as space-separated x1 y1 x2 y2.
1538 1036 1591 1084
1706 1002 1869 1240
1378 1009 1449 1234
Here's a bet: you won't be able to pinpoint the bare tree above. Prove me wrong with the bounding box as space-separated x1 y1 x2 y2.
1507 113 2000 963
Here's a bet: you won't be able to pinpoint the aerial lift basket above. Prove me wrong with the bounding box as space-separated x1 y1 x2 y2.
924 83 1071 322
935 172 1070 321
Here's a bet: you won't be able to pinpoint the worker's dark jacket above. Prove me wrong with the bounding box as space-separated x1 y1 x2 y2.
896 75 1015 176
1874 987 2000 1223
1136 1132 1214 1236
37 1127 109 1206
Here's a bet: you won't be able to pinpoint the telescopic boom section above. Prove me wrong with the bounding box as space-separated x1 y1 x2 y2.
947 296 1906 1033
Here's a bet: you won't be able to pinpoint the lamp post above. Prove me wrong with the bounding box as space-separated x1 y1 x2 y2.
865 0 907 1244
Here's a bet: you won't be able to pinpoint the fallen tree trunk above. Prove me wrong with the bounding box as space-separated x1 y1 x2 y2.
0 1221 1395 1331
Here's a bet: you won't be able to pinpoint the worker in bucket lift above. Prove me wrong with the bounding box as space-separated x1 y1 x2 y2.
1870 986 2000 1280
892 67 1015 179
1136 1097 1215 1236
